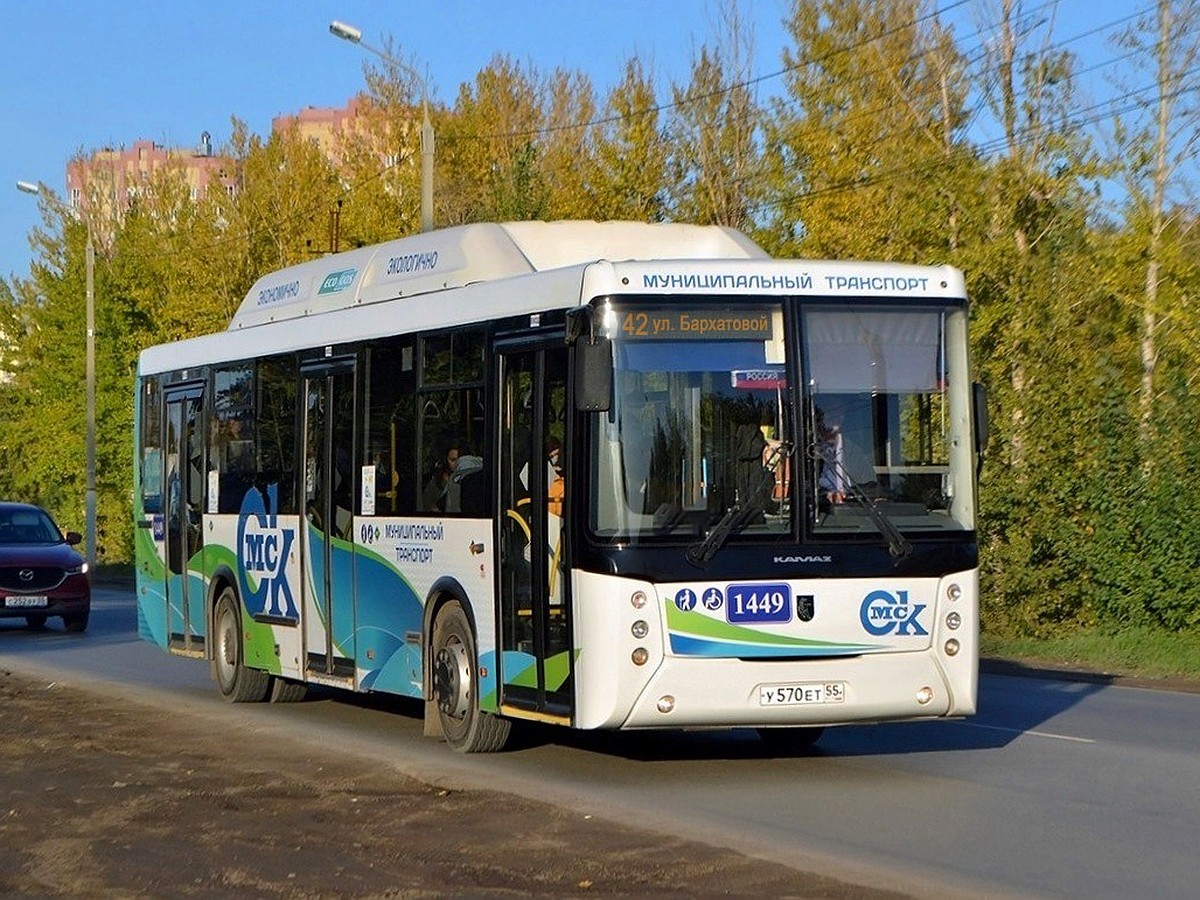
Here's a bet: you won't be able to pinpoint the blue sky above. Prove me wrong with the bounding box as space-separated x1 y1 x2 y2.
2 0 1143 282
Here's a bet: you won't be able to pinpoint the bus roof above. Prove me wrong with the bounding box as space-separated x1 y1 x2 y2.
230 220 768 330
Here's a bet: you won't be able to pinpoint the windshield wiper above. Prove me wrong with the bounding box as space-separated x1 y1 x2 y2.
686 502 754 566
686 441 793 567
815 442 912 562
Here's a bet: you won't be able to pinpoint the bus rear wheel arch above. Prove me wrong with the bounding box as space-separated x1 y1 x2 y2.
212 586 271 702
430 599 511 753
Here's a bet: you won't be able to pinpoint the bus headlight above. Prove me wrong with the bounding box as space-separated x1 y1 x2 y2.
631 648 649 666
916 686 934 705
944 639 960 656
631 591 648 609
946 582 962 601
656 695 675 714
631 620 649 639
946 611 961 630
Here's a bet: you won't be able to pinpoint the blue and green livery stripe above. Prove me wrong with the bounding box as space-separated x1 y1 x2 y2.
665 601 880 657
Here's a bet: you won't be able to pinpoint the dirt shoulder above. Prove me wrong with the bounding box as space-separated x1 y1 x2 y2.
0 668 901 899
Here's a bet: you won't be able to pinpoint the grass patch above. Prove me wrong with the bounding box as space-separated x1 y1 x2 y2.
982 626 1200 681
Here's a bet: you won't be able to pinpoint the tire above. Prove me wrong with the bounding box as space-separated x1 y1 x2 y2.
431 600 510 753
268 676 308 703
24 614 47 630
212 587 270 702
756 726 826 753
62 610 89 633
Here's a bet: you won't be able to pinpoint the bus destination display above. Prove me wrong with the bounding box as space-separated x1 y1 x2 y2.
618 308 774 341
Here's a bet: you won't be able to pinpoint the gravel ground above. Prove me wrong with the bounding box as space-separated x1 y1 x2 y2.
0 667 904 898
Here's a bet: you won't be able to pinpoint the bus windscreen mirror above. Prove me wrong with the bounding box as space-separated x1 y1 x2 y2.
574 337 612 412
565 307 591 344
972 381 989 460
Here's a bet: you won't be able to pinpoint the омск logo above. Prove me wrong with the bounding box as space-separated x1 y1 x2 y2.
859 589 928 637
237 484 297 620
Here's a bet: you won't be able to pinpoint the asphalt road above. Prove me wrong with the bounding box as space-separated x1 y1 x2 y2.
3 583 1199 899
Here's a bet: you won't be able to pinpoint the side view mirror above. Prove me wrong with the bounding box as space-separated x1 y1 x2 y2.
574 336 612 412
972 382 989 476
567 306 612 412
64 531 83 546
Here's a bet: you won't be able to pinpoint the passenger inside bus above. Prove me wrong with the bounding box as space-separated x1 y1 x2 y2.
423 441 484 514
815 403 875 510
423 443 461 511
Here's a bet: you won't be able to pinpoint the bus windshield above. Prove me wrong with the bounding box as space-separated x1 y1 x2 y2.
804 303 974 536
589 301 792 541
587 298 975 544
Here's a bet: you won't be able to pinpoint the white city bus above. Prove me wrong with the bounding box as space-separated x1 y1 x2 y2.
133 220 986 752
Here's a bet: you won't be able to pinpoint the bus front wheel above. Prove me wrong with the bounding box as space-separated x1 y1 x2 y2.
431 600 510 753
212 587 270 703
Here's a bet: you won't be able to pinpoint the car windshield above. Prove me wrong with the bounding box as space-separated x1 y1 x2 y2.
0 508 62 544
588 301 792 542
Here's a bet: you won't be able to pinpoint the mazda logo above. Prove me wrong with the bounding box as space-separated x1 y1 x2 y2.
18 569 34 583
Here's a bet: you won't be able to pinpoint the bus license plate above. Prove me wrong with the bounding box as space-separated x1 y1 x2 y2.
5 596 48 608
759 682 845 706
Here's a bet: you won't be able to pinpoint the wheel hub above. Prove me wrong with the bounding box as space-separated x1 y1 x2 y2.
433 639 471 719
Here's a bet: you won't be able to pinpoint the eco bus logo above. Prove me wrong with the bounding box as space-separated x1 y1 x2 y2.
318 268 357 295
236 484 297 620
859 589 928 637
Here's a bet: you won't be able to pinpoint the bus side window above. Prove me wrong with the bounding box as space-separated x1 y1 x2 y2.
365 339 417 515
140 378 163 514
258 355 298 515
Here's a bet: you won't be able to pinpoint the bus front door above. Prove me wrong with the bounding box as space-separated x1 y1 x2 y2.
497 346 574 721
163 384 204 656
301 362 357 682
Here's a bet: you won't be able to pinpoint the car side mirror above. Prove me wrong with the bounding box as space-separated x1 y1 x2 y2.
64 531 83 546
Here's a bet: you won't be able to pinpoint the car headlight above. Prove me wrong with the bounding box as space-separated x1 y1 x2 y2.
66 563 89 576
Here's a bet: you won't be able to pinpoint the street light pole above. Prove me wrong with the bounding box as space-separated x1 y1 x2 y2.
329 19 435 233
16 180 97 570
84 234 96 570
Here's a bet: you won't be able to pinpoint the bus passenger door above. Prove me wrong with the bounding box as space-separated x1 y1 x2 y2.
163 383 204 655
497 346 574 720
301 361 357 682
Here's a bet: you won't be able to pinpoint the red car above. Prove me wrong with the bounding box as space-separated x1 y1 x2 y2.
0 502 91 632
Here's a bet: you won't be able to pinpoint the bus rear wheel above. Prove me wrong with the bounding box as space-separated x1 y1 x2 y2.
213 587 270 703
431 600 510 753
268 676 308 703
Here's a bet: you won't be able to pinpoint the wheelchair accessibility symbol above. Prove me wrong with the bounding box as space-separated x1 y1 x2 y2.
702 587 724 610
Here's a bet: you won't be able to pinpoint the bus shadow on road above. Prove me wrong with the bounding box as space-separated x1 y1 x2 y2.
504 670 1114 762
300 663 1116 761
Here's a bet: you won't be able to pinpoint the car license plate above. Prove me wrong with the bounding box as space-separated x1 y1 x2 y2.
5 596 48 608
759 681 845 706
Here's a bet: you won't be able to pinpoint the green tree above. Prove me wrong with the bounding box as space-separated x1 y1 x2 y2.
668 0 762 230
1108 0 1200 458
762 0 974 259
439 55 549 224
586 58 671 222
